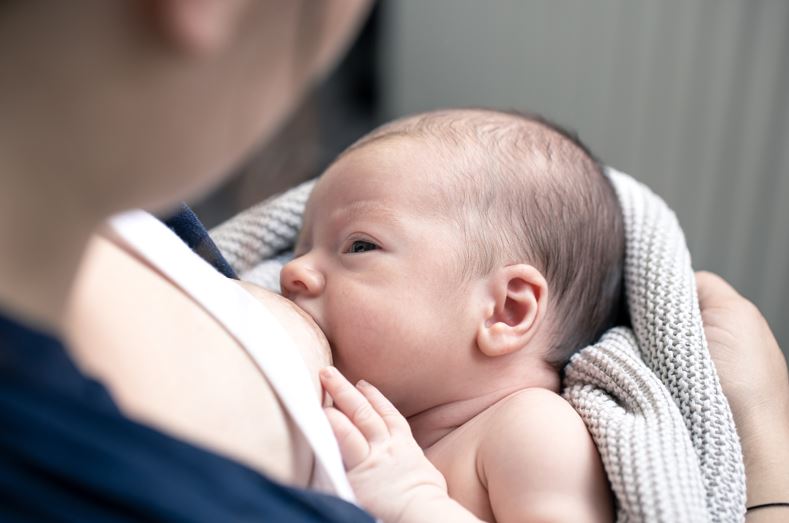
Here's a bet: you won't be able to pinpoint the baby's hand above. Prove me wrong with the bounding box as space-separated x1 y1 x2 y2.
320 367 449 523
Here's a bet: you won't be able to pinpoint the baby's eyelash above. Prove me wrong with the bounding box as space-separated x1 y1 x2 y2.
345 239 379 254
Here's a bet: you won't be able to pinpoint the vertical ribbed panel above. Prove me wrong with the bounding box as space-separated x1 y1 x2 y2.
380 0 789 356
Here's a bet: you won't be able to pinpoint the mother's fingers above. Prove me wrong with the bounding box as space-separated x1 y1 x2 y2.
320 366 390 444
695 271 742 309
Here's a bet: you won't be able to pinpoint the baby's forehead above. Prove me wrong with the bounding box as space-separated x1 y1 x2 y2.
302 155 465 241
323 135 451 187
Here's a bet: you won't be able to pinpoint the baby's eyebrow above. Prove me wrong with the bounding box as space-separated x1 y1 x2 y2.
331 200 402 227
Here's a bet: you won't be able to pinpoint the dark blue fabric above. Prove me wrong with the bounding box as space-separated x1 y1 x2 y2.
0 313 374 522
163 204 238 279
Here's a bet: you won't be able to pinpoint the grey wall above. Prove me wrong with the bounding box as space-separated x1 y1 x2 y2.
378 0 789 358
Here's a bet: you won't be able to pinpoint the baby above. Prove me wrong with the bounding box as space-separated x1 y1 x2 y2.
280 109 622 522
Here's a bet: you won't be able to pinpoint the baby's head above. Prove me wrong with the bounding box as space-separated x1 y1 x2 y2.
281 109 623 414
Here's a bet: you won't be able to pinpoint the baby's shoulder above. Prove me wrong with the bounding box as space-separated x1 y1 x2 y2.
486 387 586 435
479 388 593 462
477 389 612 521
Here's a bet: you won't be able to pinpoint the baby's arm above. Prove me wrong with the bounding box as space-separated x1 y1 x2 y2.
321 366 484 523
321 367 611 523
479 389 612 523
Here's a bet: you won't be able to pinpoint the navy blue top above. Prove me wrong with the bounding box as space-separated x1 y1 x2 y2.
0 206 374 522
163 203 238 279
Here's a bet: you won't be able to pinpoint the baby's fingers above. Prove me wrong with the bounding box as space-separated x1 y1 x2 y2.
324 407 369 470
320 366 389 444
356 380 412 436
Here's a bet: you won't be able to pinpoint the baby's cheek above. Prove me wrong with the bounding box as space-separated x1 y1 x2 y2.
332 305 405 378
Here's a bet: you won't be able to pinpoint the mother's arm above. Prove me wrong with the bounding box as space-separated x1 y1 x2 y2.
65 234 329 487
697 272 789 522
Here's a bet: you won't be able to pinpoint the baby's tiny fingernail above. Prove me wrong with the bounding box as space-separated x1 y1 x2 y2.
320 366 336 380
356 380 369 388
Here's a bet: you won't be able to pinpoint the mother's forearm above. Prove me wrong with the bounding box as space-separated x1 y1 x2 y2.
741 413 789 522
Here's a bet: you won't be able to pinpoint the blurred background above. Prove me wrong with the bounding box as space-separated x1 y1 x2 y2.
195 0 789 358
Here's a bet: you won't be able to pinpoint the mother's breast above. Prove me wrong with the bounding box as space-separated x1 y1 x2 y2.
236 280 332 404
64 235 317 487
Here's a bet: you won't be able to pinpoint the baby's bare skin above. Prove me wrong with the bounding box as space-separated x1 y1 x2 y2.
66 234 329 487
425 389 612 522
318 365 614 523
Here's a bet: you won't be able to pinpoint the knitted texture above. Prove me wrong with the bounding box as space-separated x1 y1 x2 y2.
210 170 746 522
211 180 315 278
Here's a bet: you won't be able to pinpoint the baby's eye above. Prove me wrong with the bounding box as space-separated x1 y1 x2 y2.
347 240 379 254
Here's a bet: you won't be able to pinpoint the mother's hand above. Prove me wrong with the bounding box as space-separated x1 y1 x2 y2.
696 271 789 518
696 271 789 431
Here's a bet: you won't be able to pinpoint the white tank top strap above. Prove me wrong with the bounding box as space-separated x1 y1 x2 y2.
106 210 355 503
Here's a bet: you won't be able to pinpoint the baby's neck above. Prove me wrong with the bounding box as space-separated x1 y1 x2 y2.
407 368 560 450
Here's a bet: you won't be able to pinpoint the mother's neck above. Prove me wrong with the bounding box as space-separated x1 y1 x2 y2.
0 163 101 334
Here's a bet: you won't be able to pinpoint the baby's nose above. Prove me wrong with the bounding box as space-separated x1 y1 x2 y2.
280 258 325 299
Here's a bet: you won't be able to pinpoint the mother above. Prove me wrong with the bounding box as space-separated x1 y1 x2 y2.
0 1 786 522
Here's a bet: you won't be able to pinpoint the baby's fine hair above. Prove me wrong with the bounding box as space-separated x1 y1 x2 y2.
345 109 625 370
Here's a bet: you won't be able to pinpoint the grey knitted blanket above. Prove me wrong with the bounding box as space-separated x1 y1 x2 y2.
210 169 746 523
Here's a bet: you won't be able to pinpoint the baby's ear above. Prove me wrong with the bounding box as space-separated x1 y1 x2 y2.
476 264 548 358
144 0 250 56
